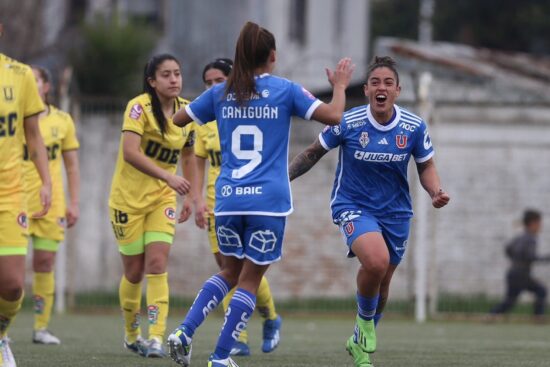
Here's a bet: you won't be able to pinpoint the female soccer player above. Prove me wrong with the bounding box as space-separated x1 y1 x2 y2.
288 56 450 367
190 58 282 356
24 66 80 345
0 22 52 367
109 54 195 359
167 21 354 367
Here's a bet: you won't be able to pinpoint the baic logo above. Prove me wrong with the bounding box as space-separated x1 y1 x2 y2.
221 185 233 197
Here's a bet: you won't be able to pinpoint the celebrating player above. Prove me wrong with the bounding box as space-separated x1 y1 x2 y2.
167 21 354 367
288 56 450 367
190 58 282 356
108 54 195 358
0 22 52 367
24 66 80 345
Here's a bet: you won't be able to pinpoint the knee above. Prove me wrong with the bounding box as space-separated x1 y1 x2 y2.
33 256 54 273
145 255 168 275
362 258 389 279
0 283 24 301
219 269 239 288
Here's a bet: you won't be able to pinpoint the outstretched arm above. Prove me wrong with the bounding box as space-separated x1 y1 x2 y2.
416 158 450 208
289 138 328 181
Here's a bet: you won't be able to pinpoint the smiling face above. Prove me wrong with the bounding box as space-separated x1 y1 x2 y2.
148 59 182 99
364 66 401 123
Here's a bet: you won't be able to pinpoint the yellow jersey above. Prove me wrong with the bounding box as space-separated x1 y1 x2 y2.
0 53 45 210
194 122 221 210
109 93 195 213
23 105 79 214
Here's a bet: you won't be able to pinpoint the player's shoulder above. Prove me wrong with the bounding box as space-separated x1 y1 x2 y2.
397 105 426 128
342 105 368 129
177 96 191 106
259 74 295 91
127 93 151 107
0 53 33 77
49 105 72 121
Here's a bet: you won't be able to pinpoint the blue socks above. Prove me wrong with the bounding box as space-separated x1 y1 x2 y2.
357 293 379 321
374 313 383 326
181 274 230 337
213 288 256 360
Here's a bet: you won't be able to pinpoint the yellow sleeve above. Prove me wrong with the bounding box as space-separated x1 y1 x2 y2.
62 113 80 151
194 124 208 158
122 99 147 135
183 122 196 148
22 66 45 118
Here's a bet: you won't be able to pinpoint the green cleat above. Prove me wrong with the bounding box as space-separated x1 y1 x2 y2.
354 316 376 353
346 336 373 367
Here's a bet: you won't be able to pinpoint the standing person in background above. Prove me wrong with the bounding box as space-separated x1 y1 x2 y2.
24 66 80 346
189 58 282 357
490 209 549 319
288 56 449 367
109 54 196 359
0 22 52 367
167 21 354 367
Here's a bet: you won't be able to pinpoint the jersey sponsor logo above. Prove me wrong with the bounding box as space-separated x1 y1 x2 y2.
378 138 388 145
164 207 176 220
221 185 233 197
226 92 262 101
348 120 366 128
0 112 17 137
147 305 159 325
423 131 432 150
17 212 28 228
236 186 262 196
301 87 315 100
359 132 370 148
129 103 143 119
396 135 408 149
354 150 407 162
249 230 277 253
331 125 342 136
144 140 180 164
399 122 417 132
344 222 355 236
217 226 242 248
3 86 13 101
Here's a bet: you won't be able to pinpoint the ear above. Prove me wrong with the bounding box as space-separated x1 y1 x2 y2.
269 49 276 63
363 83 368 96
147 76 156 89
43 82 51 96
396 84 401 97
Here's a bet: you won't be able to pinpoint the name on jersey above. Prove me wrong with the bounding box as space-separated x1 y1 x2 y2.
222 106 278 119
354 150 407 162
221 184 263 197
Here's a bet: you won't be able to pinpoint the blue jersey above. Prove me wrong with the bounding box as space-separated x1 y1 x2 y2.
187 73 321 216
320 104 434 219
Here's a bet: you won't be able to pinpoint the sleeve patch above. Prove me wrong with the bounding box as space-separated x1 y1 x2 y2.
129 103 143 120
301 87 315 100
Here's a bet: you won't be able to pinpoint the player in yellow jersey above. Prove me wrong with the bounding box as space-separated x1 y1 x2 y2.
109 54 196 359
23 66 80 345
191 58 282 356
0 22 52 367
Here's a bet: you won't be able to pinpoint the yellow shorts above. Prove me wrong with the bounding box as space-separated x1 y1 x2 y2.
207 213 219 254
29 207 65 244
0 209 29 255
110 201 176 256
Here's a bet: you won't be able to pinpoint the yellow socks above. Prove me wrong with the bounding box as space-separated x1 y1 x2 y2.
146 272 169 343
32 272 55 331
119 275 142 343
257 276 278 321
0 293 24 338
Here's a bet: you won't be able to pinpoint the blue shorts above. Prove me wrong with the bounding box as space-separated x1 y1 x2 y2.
215 215 286 265
334 210 411 265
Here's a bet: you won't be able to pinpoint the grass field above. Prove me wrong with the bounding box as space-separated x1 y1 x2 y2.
7 311 550 366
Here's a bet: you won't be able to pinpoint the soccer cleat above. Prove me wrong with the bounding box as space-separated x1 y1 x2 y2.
261 315 282 353
124 336 147 356
167 326 192 366
207 354 240 367
32 329 61 345
0 337 17 367
230 341 250 356
354 316 376 353
143 337 166 358
346 336 373 367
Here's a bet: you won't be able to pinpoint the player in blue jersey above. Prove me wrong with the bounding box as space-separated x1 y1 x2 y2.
289 56 450 367
166 21 355 367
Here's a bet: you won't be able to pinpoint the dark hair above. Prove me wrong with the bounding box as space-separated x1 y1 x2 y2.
225 21 276 105
523 209 541 226
31 65 52 104
202 58 233 82
143 54 180 136
366 56 400 86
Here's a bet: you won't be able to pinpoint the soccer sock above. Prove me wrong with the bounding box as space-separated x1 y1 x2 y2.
374 313 383 327
357 293 379 321
119 275 142 343
146 272 169 343
0 293 24 339
223 287 248 343
213 288 256 360
32 271 55 331
181 274 230 338
256 276 278 321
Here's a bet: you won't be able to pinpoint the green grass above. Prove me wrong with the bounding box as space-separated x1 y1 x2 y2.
7 311 550 366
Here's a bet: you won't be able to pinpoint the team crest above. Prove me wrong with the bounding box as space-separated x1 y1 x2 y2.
17 212 28 228
396 135 408 149
129 103 143 119
359 132 370 148
331 125 341 136
147 305 159 325
344 222 355 236
164 207 176 220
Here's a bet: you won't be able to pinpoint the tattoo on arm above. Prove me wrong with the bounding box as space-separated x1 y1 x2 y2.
289 140 328 181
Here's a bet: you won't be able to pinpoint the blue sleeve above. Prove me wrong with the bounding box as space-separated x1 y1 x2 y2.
318 122 344 151
412 121 435 163
186 88 215 125
291 82 323 120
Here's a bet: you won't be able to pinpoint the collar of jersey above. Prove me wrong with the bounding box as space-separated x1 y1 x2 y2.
366 104 401 131
255 73 270 79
